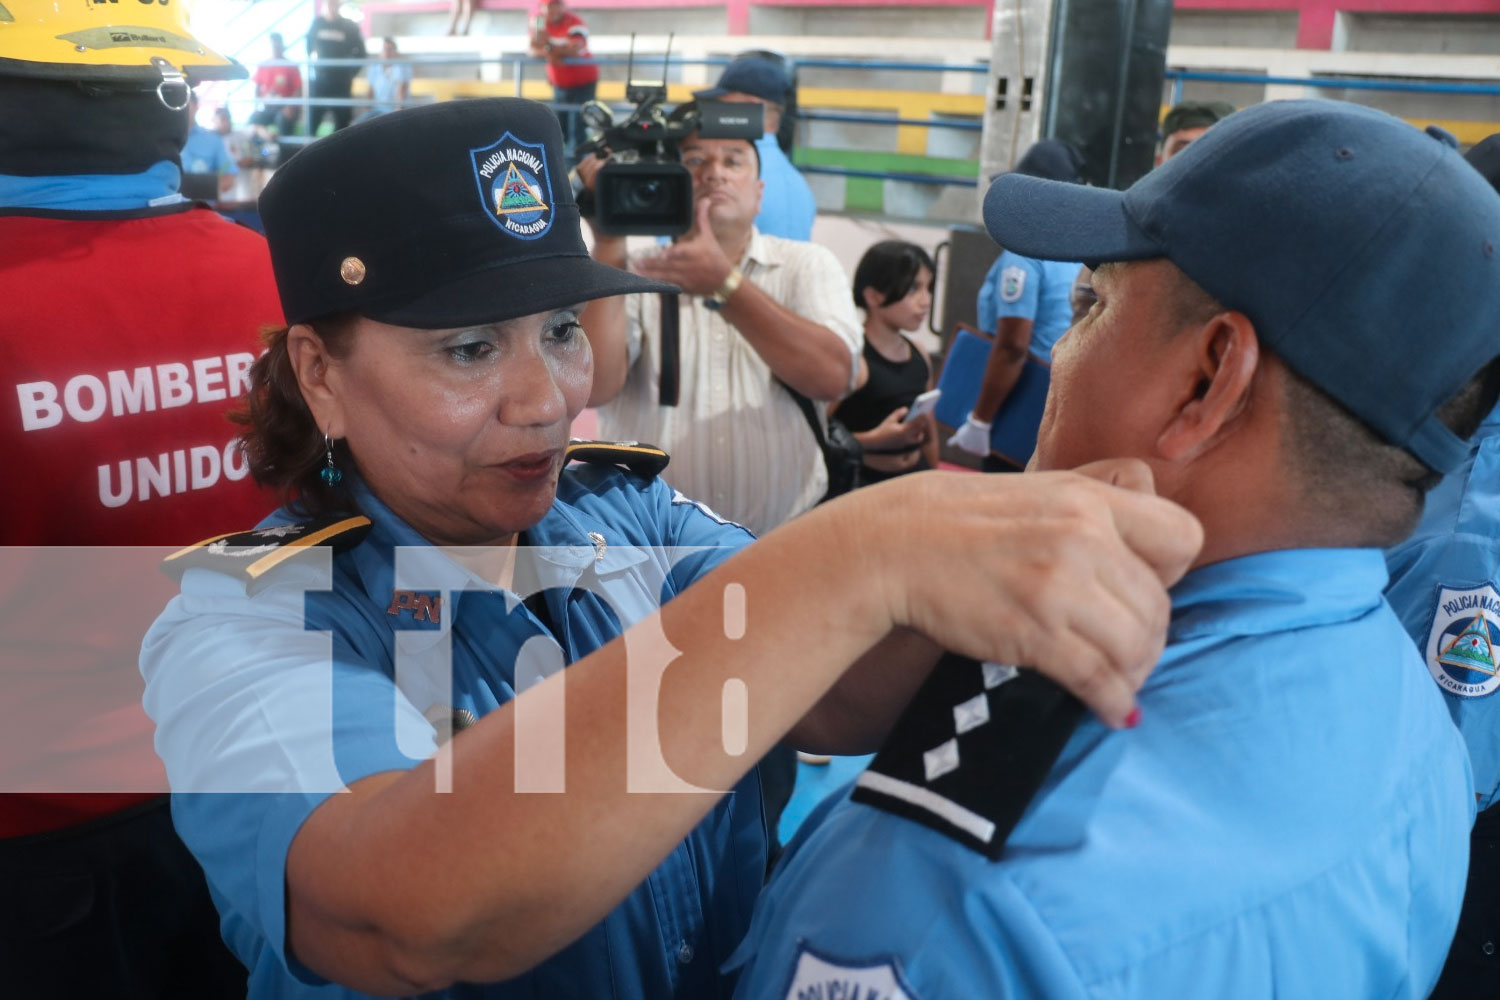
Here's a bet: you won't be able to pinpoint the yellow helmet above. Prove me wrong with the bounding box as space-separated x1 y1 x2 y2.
0 0 245 86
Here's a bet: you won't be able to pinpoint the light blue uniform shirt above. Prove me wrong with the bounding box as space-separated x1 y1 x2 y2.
975 251 1080 360
1387 404 1500 810
142 465 767 999
753 133 816 242
181 124 238 177
728 549 1472 1000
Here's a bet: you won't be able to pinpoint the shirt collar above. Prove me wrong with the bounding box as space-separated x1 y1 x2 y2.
741 225 773 271
1168 548 1387 643
0 160 185 212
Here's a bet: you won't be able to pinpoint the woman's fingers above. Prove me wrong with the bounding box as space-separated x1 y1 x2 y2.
869 470 1201 727
1070 459 1204 587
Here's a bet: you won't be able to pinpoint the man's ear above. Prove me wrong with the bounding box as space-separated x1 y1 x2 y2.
1156 311 1260 462
286 324 346 439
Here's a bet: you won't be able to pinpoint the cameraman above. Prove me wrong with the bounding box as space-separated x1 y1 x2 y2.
579 122 862 538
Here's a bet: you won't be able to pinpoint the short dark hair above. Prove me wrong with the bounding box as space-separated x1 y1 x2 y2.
852 240 934 310
1161 101 1235 139
1160 265 1500 546
231 316 361 518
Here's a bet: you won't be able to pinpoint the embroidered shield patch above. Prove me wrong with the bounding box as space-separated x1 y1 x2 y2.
470 132 554 240
780 945 920 1000
1426 583 1500 698
999 265 1026 303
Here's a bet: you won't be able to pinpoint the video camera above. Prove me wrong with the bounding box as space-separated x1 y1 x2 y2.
576 39 763 236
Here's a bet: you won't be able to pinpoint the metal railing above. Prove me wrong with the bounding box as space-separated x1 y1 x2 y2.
213 49 1500 200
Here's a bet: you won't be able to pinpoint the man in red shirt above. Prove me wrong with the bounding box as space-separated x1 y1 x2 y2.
529 0 599 161
249 32 303 135
0 2 282 994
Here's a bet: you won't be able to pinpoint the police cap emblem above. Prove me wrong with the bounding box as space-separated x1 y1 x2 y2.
471 131 555 241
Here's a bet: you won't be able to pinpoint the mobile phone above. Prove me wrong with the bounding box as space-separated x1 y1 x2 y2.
902 388 941 424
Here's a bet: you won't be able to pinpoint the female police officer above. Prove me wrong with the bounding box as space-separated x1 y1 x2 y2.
138 99 1199 998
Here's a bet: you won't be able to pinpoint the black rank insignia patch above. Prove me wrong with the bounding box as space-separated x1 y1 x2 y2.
850 653 1085 860
161 515 372 590
565 439 670 478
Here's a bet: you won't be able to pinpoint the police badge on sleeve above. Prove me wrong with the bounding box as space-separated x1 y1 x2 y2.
998 265 1027 303
470 132 554 240
1426 584 1500 698
780 945 920 1000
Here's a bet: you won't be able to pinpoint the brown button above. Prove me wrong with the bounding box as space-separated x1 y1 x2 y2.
340 256 366 285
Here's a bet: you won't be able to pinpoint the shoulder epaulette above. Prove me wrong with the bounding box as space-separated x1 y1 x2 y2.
849 653 1084 861
565 439 670 479
162 515 372 587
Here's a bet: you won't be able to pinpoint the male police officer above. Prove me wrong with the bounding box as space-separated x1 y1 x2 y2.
950 140 1085 470
727 100 1499 999
1385 132 1500 999
0 3 281 993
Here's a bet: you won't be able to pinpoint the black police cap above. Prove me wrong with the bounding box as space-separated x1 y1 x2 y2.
259 98 672 328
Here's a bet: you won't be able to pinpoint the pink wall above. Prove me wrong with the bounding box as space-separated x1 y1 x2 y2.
1174 0 1500 49
366 0 1500 45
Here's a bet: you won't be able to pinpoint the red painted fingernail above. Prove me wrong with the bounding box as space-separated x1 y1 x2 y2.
1124 707 1142 729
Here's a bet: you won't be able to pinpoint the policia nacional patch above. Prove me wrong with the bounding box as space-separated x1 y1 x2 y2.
851 653 1084 859
161 516 371 592
1426 583 1500 698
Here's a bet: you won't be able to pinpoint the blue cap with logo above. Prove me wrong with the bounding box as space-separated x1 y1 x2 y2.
982 99 1500 474
258 97 671 328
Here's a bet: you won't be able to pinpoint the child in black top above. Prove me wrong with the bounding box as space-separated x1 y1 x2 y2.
833 240 938 483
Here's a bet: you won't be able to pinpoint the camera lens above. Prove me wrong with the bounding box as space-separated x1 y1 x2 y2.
619 178 669 214
595 162 694 236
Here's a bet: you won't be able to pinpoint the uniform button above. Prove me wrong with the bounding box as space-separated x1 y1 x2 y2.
1485 940 1496 956
677 940 694 964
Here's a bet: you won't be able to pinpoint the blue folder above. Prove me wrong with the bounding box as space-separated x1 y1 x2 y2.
934 326 1051 468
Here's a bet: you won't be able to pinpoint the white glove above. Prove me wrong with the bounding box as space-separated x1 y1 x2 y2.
947 413 993 456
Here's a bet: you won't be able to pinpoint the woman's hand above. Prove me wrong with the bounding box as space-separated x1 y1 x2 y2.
855 407 927 474
825 460 1202 727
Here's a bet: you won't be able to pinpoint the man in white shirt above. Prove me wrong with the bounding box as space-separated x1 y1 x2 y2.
581 128 861 536
695 54 817 241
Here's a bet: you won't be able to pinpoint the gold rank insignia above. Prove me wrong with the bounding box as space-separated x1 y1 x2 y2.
161 515 372 590
564 439 670 478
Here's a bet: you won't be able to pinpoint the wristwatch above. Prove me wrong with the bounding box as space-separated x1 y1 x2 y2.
705 267 743 310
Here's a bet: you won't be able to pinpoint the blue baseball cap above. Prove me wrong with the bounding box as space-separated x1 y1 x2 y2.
982 99 1500 474
695 55 790 105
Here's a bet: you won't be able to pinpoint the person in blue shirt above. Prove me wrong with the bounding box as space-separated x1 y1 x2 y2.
696 54 817 241
728 100 1500 1000
139 98 1203 999
950 140 1084 470
1385 133 1500 1000
359 36 412 120
182 91 239 196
